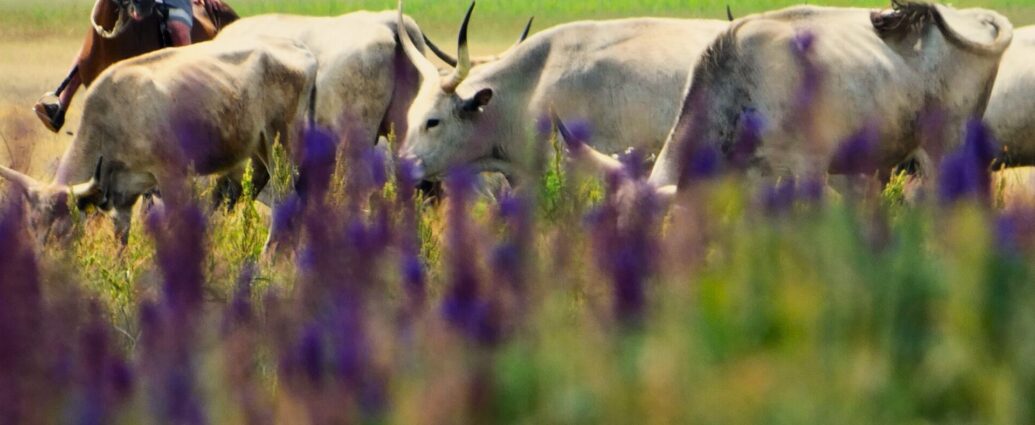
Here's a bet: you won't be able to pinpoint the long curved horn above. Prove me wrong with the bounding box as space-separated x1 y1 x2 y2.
727 5 735 21
551 110 625 175
69 180 100 199
91 0 132 39
70 156 103 200
518 17 534 43
397 0 440 83
0 165 40 192
441 1 476 93
423 34 458 67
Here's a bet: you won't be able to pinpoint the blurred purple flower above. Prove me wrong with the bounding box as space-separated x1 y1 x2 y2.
268 193 303 250
163 369 206 425
149 202 207 315
535 113 553 140
364 146 388 189
687 145 723 180
560 119 592 153
298 325 324 385
728 109 764 169
831 126 878 175
761 177 798 215
585 180 661 326
939 119 997 205
440 167 503 345
799 177 825 205
674 91 721 186
401 254 426 310
792 31 816 54
223 263 256 333
295 126 337 204
0 194 43 424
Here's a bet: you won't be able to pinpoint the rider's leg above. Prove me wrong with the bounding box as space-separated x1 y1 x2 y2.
166 4 194 47
34 62 81 133
168 21 192 46
57 69 82 112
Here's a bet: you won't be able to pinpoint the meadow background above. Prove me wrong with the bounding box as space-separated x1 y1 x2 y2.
2 1 1035 424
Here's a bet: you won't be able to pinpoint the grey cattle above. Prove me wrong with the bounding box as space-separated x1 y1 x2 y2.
397 1 728 183
985 26 1035 166
216 11 441 144
647 1 1012 189
0 37 317 243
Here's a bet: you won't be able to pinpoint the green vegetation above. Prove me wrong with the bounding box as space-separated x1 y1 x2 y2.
4 0 1035 39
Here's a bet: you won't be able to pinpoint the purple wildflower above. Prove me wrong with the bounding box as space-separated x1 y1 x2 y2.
799 177 826 205
729 109 764 169
223 263 256 333
939 119 997 205
675 91 717 187
585 179 662 326
559 119 592 153
400 254 426 310
364 146 389 189
162 368 206 425
830 125 878 175
535 113 553 140
298 325 324 385
686 145 723 180
149 201 207 316
268 193 303 251
295 126 337 204
761 177 798 215
440 167 502 345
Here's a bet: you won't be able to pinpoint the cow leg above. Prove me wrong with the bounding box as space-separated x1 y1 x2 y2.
112 199 139 246
213 175 244 211
34 65 80 133
213 158 272 211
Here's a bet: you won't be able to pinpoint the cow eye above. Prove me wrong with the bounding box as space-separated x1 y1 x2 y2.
426 119 441 130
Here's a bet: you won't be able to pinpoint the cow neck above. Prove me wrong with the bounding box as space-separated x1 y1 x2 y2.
467 42 550 162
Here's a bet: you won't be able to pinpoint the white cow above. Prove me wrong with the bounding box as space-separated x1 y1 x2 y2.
396 0 728 184
985 26 1035 166
217 11 450 145
0 37 317 243
647 1 1012 189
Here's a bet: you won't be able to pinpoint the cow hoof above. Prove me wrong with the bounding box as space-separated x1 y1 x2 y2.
32 101 64 133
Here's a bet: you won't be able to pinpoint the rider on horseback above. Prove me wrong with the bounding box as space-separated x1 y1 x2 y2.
33 0 231 132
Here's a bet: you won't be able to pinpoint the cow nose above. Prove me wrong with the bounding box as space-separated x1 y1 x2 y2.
411 158 426 180
399 152 426 180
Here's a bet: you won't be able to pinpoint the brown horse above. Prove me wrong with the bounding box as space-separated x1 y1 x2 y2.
33 0 238 132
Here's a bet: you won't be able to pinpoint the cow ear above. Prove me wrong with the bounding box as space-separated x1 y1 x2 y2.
461 88 494 112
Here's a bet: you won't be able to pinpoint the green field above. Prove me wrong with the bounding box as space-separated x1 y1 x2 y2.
4 0 1035 40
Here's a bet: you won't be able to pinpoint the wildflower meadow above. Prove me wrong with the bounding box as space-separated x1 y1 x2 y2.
2 1 1035 424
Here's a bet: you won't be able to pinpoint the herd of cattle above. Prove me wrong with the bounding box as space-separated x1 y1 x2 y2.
0 0 1033 243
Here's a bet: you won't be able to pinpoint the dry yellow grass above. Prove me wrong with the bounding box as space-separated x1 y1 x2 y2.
0 35 85 177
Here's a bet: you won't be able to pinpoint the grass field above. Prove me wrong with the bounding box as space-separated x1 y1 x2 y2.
3 1 1035 424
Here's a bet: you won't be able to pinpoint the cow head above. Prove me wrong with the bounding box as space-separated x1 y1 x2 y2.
397 1 500 180
0 159 105 243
